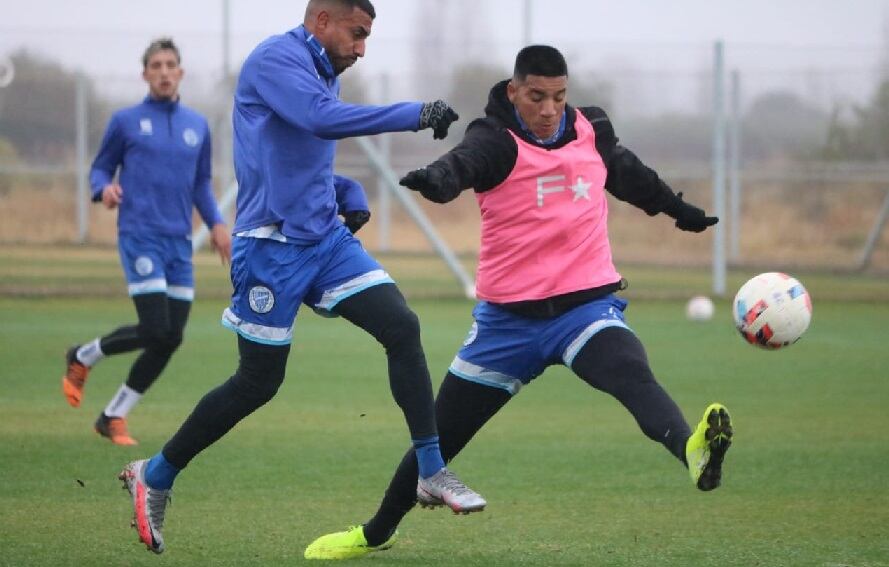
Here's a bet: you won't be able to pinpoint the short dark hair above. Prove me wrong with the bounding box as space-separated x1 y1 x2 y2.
142 37 181 69
513 45 568 81
306 0 376 20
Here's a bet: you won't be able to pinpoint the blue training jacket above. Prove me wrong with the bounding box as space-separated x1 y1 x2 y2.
232 25 424 244
90 97 224 237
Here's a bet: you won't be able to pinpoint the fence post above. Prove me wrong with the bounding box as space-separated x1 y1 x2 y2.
858 190 889 271
728 69 742 262
75 74 89 244
711 40 727 297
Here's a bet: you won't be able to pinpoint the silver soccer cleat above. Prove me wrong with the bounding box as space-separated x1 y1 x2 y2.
416 467 486 514
119 459 171 554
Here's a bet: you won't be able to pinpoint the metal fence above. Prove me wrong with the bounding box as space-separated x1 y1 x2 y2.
1 32 888 276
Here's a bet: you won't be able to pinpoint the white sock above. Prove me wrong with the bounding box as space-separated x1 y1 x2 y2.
76 339 104 367
104 385 143 418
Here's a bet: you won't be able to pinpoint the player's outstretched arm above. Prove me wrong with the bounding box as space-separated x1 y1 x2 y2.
584 106 717 232
253 47 443 140
400 121 517 203
399 166 458 204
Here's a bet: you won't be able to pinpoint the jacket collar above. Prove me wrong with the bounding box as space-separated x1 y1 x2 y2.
293 25 335 80
142 95 180 111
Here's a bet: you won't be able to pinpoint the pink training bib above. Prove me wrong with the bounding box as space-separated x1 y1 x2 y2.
475 112 621 302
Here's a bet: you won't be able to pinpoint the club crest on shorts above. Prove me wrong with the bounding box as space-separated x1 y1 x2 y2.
249 286 275 314
134 256 154 276
182 128 200 147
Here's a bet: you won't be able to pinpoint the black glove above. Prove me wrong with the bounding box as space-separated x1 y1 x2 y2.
665 192 718 233
342 210 371 234
399 167 456 203
419 100 459 140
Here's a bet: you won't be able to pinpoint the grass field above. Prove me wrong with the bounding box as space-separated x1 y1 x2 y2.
1 247 888 566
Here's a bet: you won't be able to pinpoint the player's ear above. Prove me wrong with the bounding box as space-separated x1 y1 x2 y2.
506 80 518 104
315 9 331 33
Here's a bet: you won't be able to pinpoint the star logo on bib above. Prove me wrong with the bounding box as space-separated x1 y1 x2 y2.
571 176 592 202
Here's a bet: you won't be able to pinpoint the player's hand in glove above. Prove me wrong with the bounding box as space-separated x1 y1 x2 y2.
399 167 458 203
665 192 719 233
419 100 459 140
342 210 371 234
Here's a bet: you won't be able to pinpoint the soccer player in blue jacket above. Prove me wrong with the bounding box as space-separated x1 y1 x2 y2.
118 0 485 555
62 38 231 446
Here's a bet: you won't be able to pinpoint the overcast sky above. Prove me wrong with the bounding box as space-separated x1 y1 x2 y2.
2 0 886 71
2 0 887 111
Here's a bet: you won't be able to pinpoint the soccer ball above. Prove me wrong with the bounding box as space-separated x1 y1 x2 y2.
732 272 812 349
686 295 715 321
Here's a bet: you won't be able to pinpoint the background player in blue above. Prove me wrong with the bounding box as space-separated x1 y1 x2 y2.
118 0 485 555
62 38 231 446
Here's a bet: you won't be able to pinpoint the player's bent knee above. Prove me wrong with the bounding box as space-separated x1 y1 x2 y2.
229 363 285 404
391 307 421 338
380 307 421 351
231 337 289 404
139 325 182 354
159 330 184 352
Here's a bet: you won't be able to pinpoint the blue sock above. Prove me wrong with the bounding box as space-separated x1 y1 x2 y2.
413 436 445 479
143 452 180 490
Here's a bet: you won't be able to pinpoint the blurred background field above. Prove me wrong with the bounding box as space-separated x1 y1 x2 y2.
1 244 887 303
3 2 889 276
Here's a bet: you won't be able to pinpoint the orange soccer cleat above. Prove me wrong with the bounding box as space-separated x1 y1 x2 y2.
62 346 90 408
95 414 138 446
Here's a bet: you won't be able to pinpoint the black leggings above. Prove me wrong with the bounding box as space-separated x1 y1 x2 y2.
363 326 690 545
98 292 191 393
162 283 438 470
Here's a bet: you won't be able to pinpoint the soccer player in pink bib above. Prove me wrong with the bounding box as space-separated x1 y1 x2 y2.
305 45 733 560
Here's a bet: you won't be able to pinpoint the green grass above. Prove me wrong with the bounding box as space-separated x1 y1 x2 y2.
1 291 888 566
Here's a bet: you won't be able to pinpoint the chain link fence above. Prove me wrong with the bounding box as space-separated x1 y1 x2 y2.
1 32 887 274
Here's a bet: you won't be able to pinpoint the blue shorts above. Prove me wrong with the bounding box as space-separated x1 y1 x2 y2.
449 295 632 395
118 233 194 301
222 224 394 345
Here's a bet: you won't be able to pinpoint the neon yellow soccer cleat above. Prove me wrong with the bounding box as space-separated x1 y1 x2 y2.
686 403 733 491
304 525 397 560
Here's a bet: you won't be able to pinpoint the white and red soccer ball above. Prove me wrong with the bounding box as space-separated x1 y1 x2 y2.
732 272 812 349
